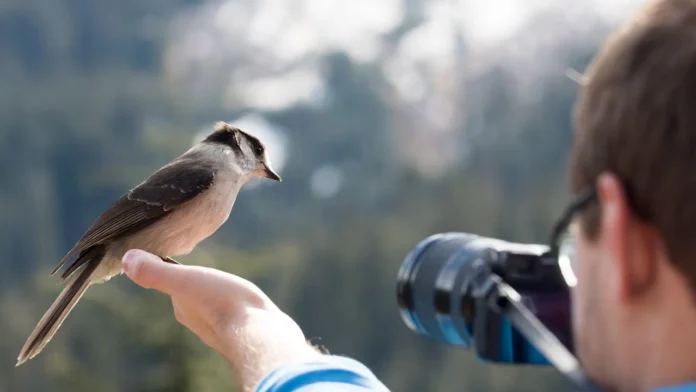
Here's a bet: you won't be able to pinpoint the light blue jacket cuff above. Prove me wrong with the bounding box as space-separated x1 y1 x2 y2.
254 355 390 392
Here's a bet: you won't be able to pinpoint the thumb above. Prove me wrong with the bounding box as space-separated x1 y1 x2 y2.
122 249 189 297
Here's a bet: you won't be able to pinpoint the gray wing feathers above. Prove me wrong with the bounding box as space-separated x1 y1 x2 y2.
51 155 217 276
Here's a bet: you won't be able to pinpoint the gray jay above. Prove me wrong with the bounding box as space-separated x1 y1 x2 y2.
16 121 281 366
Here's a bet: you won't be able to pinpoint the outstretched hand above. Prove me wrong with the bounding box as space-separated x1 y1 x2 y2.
121 249 320 391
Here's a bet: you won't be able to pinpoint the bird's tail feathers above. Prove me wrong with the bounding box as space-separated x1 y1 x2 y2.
16 246 104 366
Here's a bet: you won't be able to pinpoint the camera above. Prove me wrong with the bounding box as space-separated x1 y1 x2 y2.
396 232 600 390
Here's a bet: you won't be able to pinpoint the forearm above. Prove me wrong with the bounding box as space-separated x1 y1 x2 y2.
221 309 389 392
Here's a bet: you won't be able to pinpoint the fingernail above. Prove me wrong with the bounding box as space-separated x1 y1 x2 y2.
122 249 143 275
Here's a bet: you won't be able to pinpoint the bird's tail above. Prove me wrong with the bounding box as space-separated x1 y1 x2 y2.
16 246 104 366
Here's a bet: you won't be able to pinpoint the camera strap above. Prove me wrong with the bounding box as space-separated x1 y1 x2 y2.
482 274 605 392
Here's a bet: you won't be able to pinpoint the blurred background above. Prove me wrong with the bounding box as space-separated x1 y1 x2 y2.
0 0 647 391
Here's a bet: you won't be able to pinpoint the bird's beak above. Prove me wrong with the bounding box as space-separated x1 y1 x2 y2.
260 163 282 182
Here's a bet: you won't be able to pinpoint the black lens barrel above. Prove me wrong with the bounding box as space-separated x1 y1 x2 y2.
396 233 482 344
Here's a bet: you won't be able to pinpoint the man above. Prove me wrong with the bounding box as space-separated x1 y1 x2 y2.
564 0 696 390
120 0 696 391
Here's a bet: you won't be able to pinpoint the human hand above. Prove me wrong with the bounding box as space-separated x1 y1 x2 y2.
121 249 321 391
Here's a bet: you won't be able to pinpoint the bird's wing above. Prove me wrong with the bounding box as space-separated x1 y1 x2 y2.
52 155 217 277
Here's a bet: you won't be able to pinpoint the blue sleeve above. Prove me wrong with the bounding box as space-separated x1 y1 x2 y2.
253 355 391 392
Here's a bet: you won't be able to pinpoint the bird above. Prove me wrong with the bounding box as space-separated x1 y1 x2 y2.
16 121 281 366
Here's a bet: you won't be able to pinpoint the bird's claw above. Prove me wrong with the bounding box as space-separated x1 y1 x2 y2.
161 256 180 265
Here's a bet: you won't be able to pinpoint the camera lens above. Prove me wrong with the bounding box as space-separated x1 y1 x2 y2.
396 232 482 345
398 232 575 362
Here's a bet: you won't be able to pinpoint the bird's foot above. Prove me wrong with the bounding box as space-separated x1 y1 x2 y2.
160 256 181 265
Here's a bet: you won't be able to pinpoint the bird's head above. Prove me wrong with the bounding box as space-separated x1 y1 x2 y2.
203 121 282 182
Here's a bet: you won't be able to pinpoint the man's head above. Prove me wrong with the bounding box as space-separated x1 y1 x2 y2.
568 0 696 389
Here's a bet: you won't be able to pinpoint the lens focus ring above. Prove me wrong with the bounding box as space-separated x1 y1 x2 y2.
396 233 481 344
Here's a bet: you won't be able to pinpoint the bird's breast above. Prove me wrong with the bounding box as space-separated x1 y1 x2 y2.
184 175 240 232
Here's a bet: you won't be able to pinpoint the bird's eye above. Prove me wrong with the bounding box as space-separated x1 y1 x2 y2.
254 146 263 156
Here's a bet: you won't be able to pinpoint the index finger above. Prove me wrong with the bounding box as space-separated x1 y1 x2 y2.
121 249 271 308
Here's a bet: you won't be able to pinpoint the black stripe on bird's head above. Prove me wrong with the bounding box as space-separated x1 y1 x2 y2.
203 121 281 181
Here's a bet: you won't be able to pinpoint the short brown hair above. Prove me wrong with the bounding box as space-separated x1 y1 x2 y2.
571 0 696 291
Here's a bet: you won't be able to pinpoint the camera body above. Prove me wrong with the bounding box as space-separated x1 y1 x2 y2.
396 233 573 365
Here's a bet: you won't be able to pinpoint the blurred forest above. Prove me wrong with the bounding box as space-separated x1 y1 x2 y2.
0 0 640 391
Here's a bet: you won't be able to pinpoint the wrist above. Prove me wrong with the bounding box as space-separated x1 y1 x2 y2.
221 307 322 391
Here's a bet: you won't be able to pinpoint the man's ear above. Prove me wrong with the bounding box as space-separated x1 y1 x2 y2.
597 172 656 303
